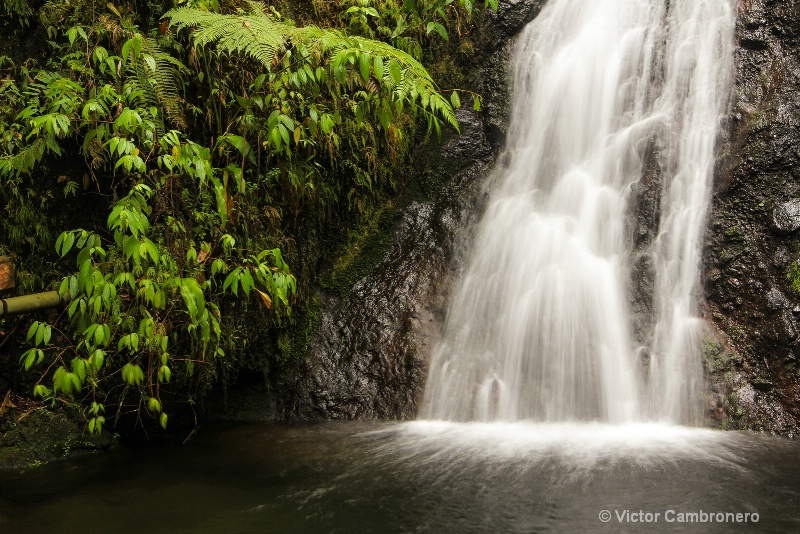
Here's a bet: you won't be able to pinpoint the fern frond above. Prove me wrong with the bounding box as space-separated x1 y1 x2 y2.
143 37 188 130
167 5 287 69
165 1 459 132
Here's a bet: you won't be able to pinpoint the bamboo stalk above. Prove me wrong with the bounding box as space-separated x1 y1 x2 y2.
0 291 66 317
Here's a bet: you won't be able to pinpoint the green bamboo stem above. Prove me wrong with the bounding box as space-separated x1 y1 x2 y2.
0 291 68 317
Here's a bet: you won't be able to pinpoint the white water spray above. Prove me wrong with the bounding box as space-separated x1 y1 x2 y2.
420 0 735 424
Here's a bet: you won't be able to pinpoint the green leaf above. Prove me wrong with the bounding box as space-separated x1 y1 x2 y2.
33 384 51 398
123 235 141 260
147 397 162 413
143 54 156 73
211 176 227 228
180 278 206 321
59 278 69 299
373 56 384 79
89 416 105 434
211 258 226 276
70 372 81 392
35 324 44 346
240 268 255 296
68 297 81 318
69 276 79 299
56 231 75 256
53 367 80 395
118 333 140 352
121 38 132 62
359 53 371 82
78 258 92 292
223 269 240 296
160 412 168 430
121 363 145 386
253 73 267 91
90 349 105 372
277 124 290 147
20 348 44 370
158 364 172 383
388 59 402 85
90 401 104 416
72 357 87 382
141 238 160 264
450 91 461 109
94 323 105 346
270 127 281 149
278 115 294 132
26 322 38 342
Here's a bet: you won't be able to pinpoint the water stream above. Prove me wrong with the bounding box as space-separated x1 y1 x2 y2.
421 0 736 424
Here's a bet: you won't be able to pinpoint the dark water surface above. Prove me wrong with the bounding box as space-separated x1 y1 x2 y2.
1 421 799 533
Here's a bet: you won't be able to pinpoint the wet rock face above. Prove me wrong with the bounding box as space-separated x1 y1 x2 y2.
284 122 494 420
627 140 662 346
490 0 546 41
283 1 545 421
704 0 800 434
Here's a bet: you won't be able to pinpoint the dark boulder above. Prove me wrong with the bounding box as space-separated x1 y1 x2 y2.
770 200 800 235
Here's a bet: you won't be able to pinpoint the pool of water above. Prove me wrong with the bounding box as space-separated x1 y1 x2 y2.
1 422 799 533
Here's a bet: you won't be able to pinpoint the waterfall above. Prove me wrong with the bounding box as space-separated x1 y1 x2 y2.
420 0 735 424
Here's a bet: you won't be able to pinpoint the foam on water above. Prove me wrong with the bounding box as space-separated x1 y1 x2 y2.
378 422 743 464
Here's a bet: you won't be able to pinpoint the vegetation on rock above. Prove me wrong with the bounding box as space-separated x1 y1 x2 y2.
0 0 495 444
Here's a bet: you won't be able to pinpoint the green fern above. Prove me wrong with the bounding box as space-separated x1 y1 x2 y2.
122 35 189 131
165 1 458 133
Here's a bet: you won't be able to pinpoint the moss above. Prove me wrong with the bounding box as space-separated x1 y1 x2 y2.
746 110 770 133
0 408 116 469
316 125 469 300
702 340 727 374
723 225 744 240
321 201 397 299
718 391 745 430
719 244 747 265
788 263 800 293
277 293 320 365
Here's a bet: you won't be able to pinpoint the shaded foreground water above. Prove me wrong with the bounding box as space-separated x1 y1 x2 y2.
2 422 799 533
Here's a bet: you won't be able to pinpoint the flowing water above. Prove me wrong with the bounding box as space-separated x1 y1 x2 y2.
421 0 736 423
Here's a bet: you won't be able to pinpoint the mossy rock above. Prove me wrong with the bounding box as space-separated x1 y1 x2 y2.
0 409 115 469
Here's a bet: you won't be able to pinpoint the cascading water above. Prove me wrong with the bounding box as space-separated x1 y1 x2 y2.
646 0 736 424
420 0 735 424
